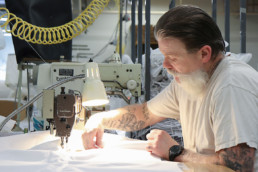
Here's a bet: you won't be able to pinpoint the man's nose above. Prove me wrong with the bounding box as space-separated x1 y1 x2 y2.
163 58 173 69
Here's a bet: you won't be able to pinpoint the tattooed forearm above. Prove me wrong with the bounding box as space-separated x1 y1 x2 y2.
103 120 118 129
103 113 145 131
218 143 255 172
142 103 150 120
117 113 145 131
125 106 136 114
102 107 146 131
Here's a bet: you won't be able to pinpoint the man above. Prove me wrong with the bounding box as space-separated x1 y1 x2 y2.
82 5 258 171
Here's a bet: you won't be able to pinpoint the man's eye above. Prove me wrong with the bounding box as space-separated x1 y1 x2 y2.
169 58 177 62
167 56 177 61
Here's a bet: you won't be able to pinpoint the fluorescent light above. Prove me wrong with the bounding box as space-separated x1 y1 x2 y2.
4 32 11 36
0 18 7 21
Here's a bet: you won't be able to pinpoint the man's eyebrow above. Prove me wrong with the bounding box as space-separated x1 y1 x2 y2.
166 52 180 57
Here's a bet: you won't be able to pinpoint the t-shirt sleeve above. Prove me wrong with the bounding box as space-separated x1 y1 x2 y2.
212 85 258 152
147 81 180 120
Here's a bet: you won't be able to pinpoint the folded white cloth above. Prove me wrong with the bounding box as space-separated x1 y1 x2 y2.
0 130 184 172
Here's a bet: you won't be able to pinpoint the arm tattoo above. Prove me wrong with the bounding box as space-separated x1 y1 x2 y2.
218 143 255 172
125 106 136 114
103 106 146 131
142 103 150 120
117 113 145 131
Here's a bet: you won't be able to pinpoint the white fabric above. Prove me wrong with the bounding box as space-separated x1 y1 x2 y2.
225 52 252 63
0 27 5 50
0 130 184 172
5 54 29 88
0 80 13 98
0 115 15 132
147 57 258 171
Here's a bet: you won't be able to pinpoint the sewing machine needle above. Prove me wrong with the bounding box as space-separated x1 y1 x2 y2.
61 137 64 148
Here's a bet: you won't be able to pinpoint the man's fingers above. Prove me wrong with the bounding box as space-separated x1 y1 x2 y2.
82 131 96 149
81 128 105 150
146 144 152 152
146 129 159 140
95 129 104 148
146 132 155 140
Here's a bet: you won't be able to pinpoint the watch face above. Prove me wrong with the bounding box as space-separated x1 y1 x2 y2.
169 145 183 161
173 145 181 152
171 145 181 154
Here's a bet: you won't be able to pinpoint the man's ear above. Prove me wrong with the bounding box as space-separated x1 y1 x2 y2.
199 45 212 63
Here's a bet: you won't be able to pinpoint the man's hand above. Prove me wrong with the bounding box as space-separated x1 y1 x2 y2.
146 129 179 160
81 114 104 149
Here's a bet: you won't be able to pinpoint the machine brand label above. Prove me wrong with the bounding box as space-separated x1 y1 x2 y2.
59 110 71 113
56 76 71 81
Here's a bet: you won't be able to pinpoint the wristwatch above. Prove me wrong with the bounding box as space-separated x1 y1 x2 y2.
169 145 184 161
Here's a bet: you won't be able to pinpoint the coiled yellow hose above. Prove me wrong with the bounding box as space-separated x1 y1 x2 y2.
0 0 110 45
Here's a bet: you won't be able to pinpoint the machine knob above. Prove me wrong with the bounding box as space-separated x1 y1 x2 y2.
127 80 137 90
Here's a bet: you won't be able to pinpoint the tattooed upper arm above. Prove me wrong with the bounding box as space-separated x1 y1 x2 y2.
217 143 256 172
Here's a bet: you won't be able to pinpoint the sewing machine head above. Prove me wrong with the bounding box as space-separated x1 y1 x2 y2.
54 87 82 148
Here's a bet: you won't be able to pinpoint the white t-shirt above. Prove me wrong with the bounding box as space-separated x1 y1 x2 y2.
147 57 258 170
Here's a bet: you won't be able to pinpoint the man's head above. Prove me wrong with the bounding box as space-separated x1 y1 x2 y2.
154 5 225 60
155 5 225 96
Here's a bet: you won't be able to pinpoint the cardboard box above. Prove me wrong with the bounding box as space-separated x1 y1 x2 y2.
0 100 26 120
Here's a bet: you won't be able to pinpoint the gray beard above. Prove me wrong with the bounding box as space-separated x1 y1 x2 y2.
167 69 209 97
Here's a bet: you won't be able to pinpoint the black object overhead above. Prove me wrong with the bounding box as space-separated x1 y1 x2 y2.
5 0 72 64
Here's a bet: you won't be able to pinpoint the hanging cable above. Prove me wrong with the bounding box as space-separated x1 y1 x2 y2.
0 0 110 45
